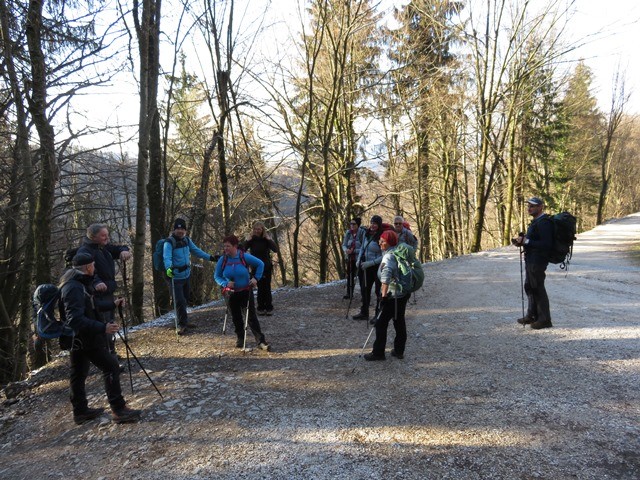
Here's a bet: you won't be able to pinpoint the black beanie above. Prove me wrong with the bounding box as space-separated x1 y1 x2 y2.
72 252 94 267
173 218 187 230
354 217 362 227
370 215 382 227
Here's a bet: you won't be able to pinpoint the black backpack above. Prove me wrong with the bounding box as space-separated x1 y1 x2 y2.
547 212 577 268
32 284 75 340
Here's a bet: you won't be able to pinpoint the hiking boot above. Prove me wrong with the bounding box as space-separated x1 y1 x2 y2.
186 323 197 329
390 349 404 359
352 312 369 321
530 319 553 330
176 326 187 336
343 294 351 300
235 339 244 348
517 316 535 325
363 352 386 361
257 309 266 316
265 309 273 316
112 406 142 424
257 342 271 351
73 407 105 425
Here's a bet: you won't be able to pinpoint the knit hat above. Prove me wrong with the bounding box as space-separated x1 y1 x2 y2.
370 215 383 228
173 218 187 230
72 252 94 267
380 230 398 247
354 217 362 227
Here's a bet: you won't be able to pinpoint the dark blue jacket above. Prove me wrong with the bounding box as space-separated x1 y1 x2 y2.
525 214 553 264
60 270 109 350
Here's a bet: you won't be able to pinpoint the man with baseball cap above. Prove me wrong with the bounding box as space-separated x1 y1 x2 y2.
163 218 217 334
512 196 554 329
59 252 141 424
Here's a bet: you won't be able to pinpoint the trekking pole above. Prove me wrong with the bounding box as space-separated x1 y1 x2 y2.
242 288 252 353
345 262 358 319
345 257 351 299
350 308 383 374
171 277 180 338
120 260 137 325
117 304 134 394
519 246 526 328
115 331 163 399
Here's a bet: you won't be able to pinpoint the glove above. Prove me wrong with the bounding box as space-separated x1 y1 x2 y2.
379 295 390 306
211 254 221 262
166 268 174 278
361 260 375 269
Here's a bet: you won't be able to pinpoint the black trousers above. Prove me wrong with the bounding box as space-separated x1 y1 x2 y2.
70 343 125 414
256 263 274 312
357 264 381 316
345 256 357 297
372 294 410 356
524 262 551 323
228 289 266 344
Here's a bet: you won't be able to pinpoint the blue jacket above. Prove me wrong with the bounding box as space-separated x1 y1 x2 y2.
377 247 408 298
214 251 264 290
356 229 382 269
163 235 212 280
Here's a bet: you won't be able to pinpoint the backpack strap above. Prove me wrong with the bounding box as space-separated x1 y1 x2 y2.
168 236 190 272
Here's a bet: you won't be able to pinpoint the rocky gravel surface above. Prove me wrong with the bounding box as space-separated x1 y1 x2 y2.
1 213 639 479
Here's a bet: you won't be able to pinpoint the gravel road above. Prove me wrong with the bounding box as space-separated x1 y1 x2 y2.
1 213 639 479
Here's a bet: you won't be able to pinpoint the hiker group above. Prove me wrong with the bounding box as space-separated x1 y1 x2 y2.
34 194 574 426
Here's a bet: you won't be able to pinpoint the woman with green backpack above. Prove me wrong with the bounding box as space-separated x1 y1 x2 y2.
364 230 411 361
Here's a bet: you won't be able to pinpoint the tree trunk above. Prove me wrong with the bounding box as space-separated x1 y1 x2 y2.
133 0 162 323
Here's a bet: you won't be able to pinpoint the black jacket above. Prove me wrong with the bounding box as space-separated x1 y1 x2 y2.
243 236 278 265
60 270 109 350
77 238 129 298
525 214 554 265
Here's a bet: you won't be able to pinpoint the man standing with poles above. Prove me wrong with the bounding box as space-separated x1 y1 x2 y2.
60 252 141 424
163 218 217 335
214 235 271 352
512 196 554 330
342 217 362 300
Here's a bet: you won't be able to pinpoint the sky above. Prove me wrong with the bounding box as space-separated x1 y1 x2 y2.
72 0 640 152
567 0 640 113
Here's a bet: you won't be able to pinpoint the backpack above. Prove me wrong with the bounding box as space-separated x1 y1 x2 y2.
152 237 177 271
547 212 577 268
220 249 247 270
390 242 425 294
32 284 75 340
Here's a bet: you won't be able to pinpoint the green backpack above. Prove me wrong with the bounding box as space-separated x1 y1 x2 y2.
391 243 425 294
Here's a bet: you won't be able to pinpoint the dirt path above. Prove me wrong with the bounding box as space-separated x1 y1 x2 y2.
2 214 639 479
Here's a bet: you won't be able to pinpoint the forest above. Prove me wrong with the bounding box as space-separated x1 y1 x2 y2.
1 0 639 384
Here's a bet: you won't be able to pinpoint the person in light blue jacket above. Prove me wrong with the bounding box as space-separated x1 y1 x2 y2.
164 218 216 335
341 217 362 300
214 235 271 351
352 215 384 321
